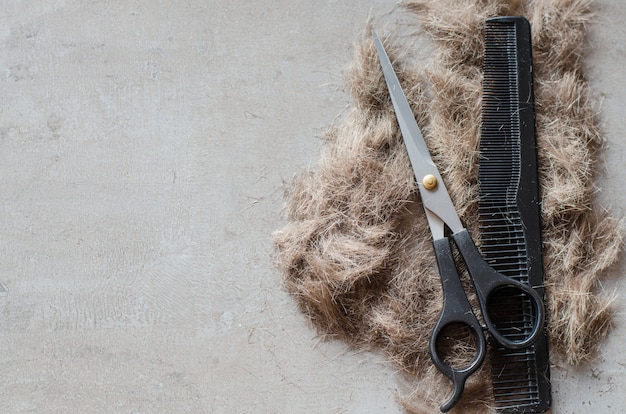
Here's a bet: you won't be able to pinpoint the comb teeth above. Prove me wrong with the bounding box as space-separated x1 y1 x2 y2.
481 19 520 206
480 18 525 281
479 16 551 413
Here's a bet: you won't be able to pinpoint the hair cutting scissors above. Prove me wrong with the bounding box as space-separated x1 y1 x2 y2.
372 31 545 412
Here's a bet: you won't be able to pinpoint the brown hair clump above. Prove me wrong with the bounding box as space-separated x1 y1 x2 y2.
273 0 623 412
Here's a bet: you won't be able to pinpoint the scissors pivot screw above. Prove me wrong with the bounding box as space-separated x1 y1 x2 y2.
422 174 438 190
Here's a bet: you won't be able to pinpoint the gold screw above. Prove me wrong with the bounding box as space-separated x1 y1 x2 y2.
422 174 438 190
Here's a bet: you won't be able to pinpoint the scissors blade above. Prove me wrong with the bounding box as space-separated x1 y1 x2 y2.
371 31 434 176
372 31 463 237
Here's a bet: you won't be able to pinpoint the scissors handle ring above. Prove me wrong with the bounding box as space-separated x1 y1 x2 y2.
451 230 545 350
429 237 487 412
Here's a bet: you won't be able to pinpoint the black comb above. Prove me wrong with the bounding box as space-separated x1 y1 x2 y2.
479 16 551 413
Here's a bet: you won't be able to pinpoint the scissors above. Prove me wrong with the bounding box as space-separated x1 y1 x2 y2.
372 31 545 412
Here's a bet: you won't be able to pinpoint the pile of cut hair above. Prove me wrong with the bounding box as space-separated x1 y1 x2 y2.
273 0 623 412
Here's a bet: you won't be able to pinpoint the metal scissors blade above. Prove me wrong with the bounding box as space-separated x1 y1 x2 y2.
372 31 462 239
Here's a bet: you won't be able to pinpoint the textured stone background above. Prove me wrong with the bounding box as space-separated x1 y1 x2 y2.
0 1 624 412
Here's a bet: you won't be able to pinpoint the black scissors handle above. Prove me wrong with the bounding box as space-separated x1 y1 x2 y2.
429 230 545 412
452 229 545 350
429 237 487 413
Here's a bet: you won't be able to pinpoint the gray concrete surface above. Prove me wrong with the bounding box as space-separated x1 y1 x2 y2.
0 1 624 413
